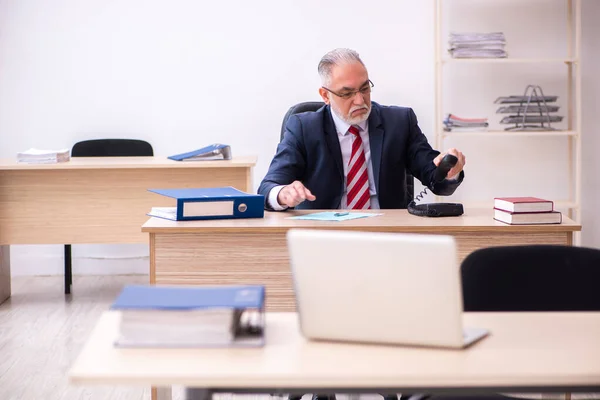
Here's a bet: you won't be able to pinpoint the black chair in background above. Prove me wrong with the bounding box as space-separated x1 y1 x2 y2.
280 101 414 205
461 244 600 312
280 101 327 142
426 244 600 400
65 139 153 295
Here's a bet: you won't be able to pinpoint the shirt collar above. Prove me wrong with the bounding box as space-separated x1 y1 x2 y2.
330 107 368 136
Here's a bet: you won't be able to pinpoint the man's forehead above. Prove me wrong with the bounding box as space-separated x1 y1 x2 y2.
330 62 368 84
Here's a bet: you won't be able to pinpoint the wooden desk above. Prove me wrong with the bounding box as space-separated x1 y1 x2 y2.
0 156 257 303
142 208 581 311
69 311 600 398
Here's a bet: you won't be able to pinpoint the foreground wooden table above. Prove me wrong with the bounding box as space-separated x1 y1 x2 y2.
142 208 581 311
69 311 600 399
0 156 256 304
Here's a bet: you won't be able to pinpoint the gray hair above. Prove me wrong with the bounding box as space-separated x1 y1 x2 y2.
318 48 365 86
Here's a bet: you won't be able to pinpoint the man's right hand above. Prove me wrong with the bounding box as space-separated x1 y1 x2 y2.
277 180 316 208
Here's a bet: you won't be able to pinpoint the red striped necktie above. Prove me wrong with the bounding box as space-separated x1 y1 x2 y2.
346 125 371 209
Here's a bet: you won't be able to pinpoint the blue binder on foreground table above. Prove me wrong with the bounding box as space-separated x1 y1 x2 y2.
148 186 264 221
111 285 265 348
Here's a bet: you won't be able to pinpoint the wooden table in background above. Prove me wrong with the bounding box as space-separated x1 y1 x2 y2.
142 208 581 311
0 156 257 304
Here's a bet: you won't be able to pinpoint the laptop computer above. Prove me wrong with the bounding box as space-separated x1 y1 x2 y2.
286 229 489 349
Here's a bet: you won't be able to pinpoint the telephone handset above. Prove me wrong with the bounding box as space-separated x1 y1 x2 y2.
407 154 464 217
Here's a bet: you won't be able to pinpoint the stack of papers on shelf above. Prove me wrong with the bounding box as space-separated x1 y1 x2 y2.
17 148 70 164
448 32 507 58
443 114 489 131
111 284 266 348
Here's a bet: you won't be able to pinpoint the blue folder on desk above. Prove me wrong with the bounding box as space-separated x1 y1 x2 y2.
168 144 231 161
148 186 264 221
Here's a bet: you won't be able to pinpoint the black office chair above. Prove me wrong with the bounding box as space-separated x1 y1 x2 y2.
426 244 600 400
461 244 600 312
65 139 154 295
280 101 326 142
281 101 414 205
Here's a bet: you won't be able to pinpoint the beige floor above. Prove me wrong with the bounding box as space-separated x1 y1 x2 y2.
0 275 156 400
0 276 365 400
0 276 597 400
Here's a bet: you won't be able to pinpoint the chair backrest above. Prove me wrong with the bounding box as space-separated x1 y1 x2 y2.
71 139 153 157
280 101 414 202
461 245 600 312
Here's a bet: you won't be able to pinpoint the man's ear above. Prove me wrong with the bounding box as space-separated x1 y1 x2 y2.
318 88 330 105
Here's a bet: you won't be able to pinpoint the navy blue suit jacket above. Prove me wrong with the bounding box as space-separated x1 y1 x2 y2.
258 102 464 210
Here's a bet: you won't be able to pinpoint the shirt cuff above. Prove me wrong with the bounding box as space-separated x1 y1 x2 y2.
268 185 288 211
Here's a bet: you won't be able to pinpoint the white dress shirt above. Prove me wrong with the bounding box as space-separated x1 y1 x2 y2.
268 110 380 210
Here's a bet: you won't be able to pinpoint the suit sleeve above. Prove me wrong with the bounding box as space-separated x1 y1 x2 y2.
257 115 307 210
404 108 464 196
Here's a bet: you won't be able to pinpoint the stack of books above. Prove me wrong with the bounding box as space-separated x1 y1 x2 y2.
448 32 507 58
493 197 562 225
111 284 265 348
443 114 489 131
17 148 70 164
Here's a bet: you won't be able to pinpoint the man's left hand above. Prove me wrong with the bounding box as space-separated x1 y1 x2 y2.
433 148 466 180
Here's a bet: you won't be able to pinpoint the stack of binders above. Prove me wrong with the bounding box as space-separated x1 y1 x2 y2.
111 284 265 348
493 197 562 225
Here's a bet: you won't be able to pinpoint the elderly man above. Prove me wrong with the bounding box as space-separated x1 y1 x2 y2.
258 48 468 400
258 48 465 211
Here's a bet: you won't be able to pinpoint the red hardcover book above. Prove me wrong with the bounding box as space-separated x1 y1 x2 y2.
493 197 554 213
494 209 562 225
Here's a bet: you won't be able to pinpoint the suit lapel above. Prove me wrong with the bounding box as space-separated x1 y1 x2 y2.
368 104 384 193
324 106 344 180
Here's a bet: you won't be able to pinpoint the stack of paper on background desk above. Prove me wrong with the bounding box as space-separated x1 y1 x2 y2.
17 148 70 164
111 285 265 348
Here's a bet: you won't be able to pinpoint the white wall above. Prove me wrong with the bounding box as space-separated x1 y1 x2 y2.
580 0 600 248
0 0 598 276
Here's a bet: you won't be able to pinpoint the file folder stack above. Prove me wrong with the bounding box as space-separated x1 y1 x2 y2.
111 285 265 347
443 114 489 131
448 32 507 58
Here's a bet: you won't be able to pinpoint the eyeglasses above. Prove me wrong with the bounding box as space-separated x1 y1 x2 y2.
322 79 374 100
